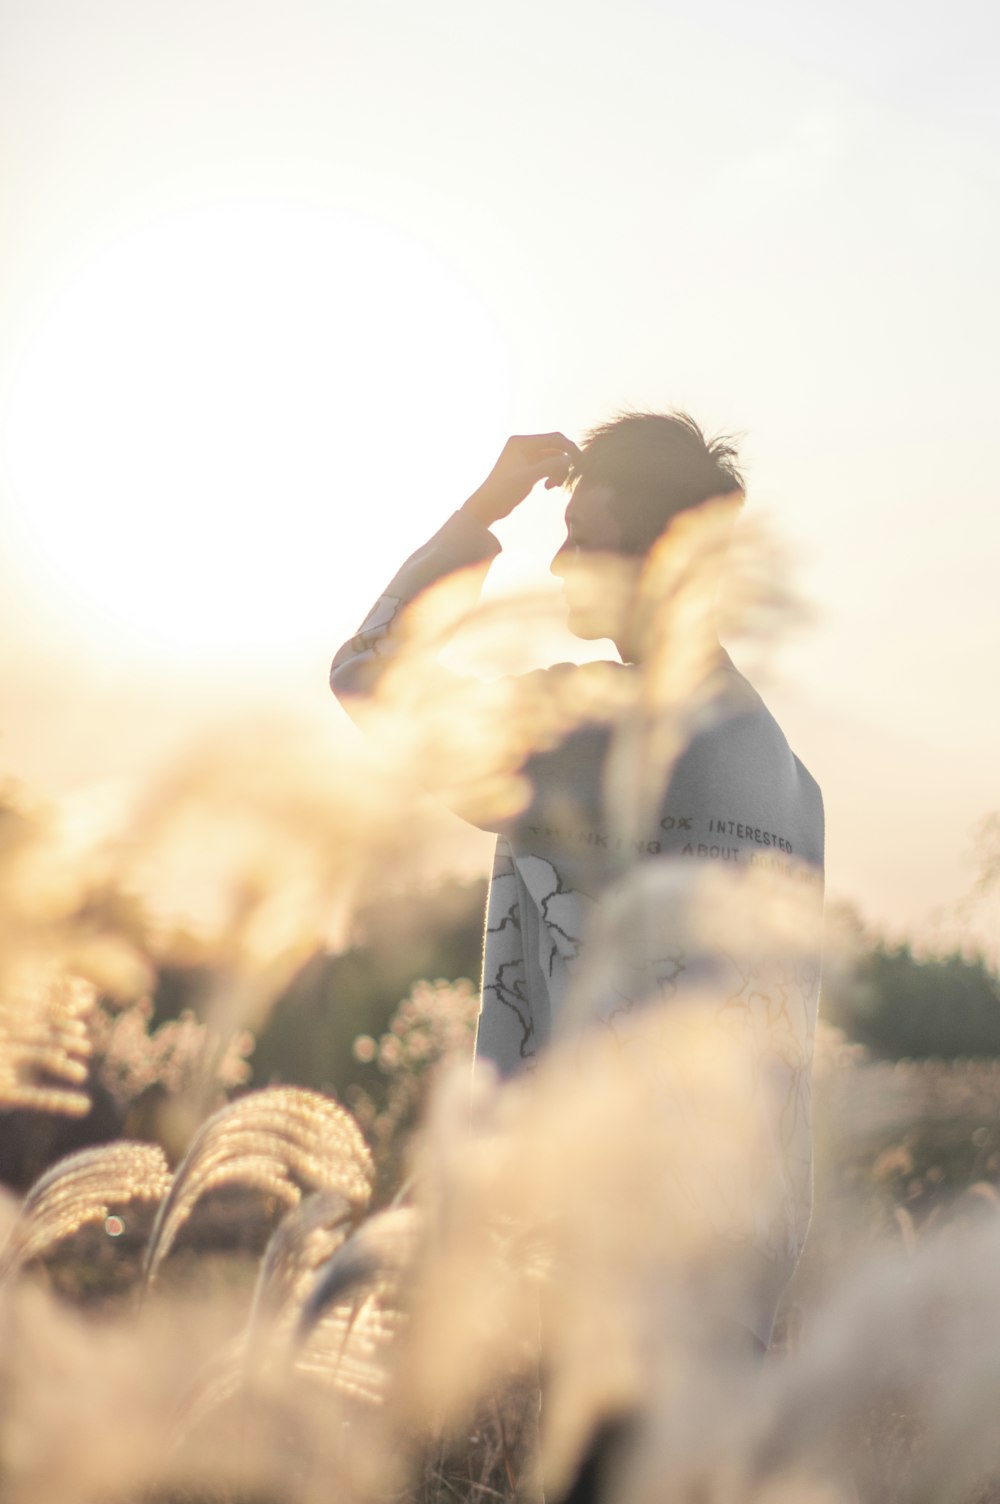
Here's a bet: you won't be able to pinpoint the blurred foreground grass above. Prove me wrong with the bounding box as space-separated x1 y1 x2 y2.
3 714 1000 1504
7 1019 1000 1503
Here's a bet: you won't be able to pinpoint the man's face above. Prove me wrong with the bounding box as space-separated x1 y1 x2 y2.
550 479 639 643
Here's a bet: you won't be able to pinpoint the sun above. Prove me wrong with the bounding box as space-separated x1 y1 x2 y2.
3 202 513 656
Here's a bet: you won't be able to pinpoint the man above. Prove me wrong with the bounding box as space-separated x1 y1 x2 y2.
330 413 824 1359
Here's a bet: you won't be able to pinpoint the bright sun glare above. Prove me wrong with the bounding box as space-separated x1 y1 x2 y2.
4 202 512 656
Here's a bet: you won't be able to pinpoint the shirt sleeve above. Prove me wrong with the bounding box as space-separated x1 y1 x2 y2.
329 510 501 705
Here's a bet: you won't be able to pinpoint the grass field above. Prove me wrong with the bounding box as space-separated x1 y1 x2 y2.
5 1029 1000 1503
2 715 999 1503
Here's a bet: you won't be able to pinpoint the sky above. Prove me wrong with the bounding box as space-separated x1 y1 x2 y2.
1 0 998 947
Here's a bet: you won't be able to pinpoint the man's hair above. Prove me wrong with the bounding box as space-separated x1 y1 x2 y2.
567 410 745 555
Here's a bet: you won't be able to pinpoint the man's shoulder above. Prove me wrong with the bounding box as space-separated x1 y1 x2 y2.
676 669 824 843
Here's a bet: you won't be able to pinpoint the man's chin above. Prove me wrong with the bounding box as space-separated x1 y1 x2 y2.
565 606 616 643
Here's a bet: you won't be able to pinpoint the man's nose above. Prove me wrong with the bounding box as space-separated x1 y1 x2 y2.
550 542 570 578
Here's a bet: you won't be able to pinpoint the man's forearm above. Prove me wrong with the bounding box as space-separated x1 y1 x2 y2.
329 510 501 706
330 430 576 705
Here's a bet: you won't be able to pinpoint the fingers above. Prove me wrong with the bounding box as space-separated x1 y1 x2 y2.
510 432 581 461
543 454 574 489
519 449 577 491
506 433 580 492
463 432 580 526
521 456 566 488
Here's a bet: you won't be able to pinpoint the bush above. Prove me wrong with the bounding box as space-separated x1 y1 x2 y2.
824 904 1000 1061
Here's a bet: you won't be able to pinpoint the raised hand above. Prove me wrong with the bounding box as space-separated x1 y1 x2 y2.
460 433 581 527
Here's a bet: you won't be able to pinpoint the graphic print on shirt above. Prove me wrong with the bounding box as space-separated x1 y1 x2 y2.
518 853 590 970
349 594 402 658
719 953 820 1254
478 842 534 1068
686 948 821 1260
596 947 687 1034
478 849 596 1072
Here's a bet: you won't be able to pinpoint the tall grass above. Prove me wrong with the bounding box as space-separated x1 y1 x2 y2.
0 520 997 1503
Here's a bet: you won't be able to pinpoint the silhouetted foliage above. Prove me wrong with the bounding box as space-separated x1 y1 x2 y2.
250 875 485 1102
825 905 1000 1060
1 874 486 1192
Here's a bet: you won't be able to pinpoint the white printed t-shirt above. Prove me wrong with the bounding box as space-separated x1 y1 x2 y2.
331 508 825 1343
